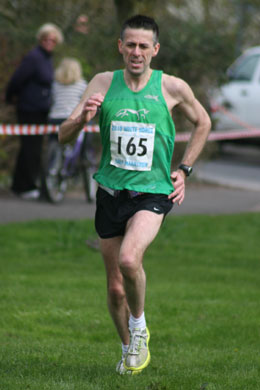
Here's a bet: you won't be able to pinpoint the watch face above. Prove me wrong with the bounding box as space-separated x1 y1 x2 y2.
179 164 192 176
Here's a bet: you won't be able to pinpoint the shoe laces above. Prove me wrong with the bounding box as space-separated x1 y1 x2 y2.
128 328 145 355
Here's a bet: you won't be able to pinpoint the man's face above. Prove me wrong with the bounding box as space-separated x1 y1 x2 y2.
118 28 160 76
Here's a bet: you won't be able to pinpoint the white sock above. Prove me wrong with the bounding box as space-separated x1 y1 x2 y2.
122 343 129 356
129 312 146 330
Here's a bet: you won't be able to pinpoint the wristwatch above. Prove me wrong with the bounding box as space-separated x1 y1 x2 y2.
178 164 193 177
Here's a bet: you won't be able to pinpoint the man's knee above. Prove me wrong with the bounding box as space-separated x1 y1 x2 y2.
119 251 139 278
108 281 126 307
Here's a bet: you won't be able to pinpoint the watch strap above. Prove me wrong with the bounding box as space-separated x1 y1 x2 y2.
178 164 193 177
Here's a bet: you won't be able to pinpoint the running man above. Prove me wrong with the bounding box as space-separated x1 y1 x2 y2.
59 15 211 375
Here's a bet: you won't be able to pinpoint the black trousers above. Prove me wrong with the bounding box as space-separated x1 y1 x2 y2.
11 111 48 194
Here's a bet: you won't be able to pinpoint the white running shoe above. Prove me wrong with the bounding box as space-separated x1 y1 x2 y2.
116 354 132 375
124 327 150 373
20 189 40 200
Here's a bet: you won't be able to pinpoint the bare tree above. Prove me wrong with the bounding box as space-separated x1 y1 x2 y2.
114 0 160 22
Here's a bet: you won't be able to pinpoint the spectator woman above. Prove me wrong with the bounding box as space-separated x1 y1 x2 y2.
5 23 63 199
46 57 97 202
48 57 87 126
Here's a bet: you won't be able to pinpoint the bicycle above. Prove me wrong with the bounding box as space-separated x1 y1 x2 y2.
41 130 98 203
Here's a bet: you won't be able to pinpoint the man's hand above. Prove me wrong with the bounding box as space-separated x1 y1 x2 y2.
168 170 185 205
78 92 104 124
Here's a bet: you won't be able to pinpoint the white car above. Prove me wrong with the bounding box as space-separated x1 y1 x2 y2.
210 46 260 133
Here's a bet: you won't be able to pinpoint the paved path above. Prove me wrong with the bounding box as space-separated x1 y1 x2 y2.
0 181 259 224
195 144 260 191
1 144 259 224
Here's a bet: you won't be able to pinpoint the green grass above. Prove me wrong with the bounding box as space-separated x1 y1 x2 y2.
0 213 259 390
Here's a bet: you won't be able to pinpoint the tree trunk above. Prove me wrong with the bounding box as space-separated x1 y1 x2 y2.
114 0 159 23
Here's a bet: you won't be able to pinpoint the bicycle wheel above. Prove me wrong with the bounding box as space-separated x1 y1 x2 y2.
80 133 97 203
82 164 97 203
41 139 67 203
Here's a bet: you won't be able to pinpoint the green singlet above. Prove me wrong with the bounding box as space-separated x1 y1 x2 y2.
93 70 176 194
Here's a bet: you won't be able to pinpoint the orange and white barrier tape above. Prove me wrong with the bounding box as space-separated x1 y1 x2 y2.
0 123 260 142
2 100 260 141
176 129 260 142
0 124 99 136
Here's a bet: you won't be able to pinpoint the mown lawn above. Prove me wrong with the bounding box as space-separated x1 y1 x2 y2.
0 213 259 390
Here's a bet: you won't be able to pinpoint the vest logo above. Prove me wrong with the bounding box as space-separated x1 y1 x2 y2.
115 108 149 120
144 94 159 102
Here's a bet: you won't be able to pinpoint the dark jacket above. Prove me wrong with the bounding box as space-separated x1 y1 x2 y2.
5 46 54 112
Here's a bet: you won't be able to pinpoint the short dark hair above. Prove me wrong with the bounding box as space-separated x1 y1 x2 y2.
120 15 159 44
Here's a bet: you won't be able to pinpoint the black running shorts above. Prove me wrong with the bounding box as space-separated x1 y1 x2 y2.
95 187 173 239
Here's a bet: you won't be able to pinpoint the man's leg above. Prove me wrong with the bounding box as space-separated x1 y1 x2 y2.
100 236 130 346
119 210 164 372
100 235 131 374
119 210 164 317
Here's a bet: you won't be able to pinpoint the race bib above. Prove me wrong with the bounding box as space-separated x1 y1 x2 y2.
110 121 155 171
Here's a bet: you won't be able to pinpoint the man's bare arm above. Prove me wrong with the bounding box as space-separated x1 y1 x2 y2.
163 76 211 205
58 72 113 144
175 79 211 167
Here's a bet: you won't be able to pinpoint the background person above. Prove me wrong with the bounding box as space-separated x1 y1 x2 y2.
47 57 97 200
48 57 87 127
59 15 211 375
5 23 63 200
